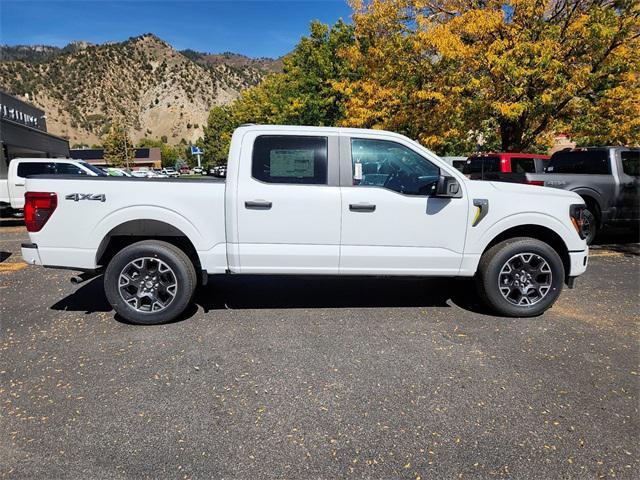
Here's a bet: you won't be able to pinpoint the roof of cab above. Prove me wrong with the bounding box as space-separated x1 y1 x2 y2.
234 124 411 140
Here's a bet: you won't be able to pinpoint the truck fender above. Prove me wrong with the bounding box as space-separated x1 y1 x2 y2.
91 205 205 252
471 212 576 255
569 187 603 217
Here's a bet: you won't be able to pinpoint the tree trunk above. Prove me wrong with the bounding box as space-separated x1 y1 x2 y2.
500 119 526 152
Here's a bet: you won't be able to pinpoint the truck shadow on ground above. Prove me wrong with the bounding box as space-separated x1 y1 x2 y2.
591 227 640 255
50 274 489 323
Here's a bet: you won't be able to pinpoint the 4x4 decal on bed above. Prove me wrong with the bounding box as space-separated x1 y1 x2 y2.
65 193 106 202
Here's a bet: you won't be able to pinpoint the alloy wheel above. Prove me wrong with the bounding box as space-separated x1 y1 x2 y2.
498 253 552 306
118 257 178 312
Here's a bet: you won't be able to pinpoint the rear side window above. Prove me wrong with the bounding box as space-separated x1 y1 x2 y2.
547 150 610 174
511 157 536 173
17 162 55 177
463 156 500 174
621 150 639 177
252 135 328 185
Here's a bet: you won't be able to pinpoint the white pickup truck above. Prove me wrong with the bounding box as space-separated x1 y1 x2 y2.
21 125 589 324
1 158 105 214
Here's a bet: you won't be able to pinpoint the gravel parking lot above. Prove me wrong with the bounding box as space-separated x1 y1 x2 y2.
1 222 638 479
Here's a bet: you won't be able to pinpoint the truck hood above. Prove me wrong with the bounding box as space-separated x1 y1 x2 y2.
486 181 582 201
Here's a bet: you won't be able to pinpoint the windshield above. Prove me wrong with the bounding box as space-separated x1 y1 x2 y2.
80 162 107 176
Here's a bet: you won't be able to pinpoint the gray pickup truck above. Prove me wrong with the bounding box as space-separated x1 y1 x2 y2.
524 147 639 243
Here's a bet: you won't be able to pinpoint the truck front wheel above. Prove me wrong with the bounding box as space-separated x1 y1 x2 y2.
104 240 197 325
476 237 565 317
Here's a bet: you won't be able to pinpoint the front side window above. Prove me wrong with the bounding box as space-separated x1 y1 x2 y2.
621 150 639 177
252 135 328 185
351 139 439 196
17 162 55 177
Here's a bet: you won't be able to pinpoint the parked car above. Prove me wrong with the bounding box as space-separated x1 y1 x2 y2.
1 158 105 215
161 167 180 178
521 147 640 243
179 166 190 175
192 167 205 175
210 165 227 177
463 152 549 182
105 168 132 177
21 125 589 324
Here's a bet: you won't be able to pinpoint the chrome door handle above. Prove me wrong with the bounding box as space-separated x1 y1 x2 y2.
245 200 272 210
349 203 376 212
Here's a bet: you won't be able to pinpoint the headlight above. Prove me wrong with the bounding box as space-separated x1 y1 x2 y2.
569 204 587 240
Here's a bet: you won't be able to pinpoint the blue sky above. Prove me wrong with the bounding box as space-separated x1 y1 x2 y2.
0 0 353 58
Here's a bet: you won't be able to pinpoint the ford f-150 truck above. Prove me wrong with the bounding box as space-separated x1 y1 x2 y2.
21 125 589 324
523 147 639 244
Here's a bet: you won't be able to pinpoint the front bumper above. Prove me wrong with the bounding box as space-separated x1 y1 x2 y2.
21 243 42 266
568 248 589 277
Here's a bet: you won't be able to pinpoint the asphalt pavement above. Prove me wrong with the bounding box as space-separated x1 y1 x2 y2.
1 222 638 479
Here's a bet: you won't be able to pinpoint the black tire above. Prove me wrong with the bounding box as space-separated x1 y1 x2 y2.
582 208 598 245
104 240 197 325
476 237 565 317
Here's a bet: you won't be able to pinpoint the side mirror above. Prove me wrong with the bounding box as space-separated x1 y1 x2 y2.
435 175 462 198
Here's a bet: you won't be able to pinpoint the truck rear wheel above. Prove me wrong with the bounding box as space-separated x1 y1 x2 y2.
476 237 564 317
104 240 197 325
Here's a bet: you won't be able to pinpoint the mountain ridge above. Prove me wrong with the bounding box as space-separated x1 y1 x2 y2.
0 34 282 145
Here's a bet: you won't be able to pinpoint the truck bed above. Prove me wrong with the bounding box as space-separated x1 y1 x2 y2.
23 174 228 272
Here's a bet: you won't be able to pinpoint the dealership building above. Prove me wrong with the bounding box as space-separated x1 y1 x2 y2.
0 91 70 179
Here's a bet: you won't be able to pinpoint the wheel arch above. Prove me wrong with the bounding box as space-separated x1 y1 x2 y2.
571 188 602 221
481 224 570 281
96 219 201 275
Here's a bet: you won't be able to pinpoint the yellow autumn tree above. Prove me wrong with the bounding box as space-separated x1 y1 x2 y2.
336 0 640 153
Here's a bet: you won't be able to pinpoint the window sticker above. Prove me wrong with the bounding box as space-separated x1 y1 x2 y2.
354 162 363 180
270 149 314 177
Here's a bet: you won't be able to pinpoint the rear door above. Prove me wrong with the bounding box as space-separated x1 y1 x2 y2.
9 161 55 208
234 131 342 274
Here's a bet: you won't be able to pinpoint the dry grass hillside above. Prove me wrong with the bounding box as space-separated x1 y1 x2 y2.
0 34 280 145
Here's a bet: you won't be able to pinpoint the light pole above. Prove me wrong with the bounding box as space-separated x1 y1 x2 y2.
124 132 130 171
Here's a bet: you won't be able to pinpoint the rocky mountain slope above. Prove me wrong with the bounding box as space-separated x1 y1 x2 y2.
0 34 280 145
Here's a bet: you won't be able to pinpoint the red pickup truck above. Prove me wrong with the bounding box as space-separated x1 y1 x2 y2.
463 153 550 183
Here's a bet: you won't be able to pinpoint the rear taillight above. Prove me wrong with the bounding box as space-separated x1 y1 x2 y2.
24 192 57 232
526 180 545 186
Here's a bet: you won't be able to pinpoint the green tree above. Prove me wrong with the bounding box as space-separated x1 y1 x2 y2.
198 19 358 158
160 144 179 167
201 106 234 165
233 19 357 126
138 138 180 167
103 123 134 167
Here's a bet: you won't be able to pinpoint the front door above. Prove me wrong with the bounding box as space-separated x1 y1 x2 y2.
339 136 468 275
235 133 341 274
